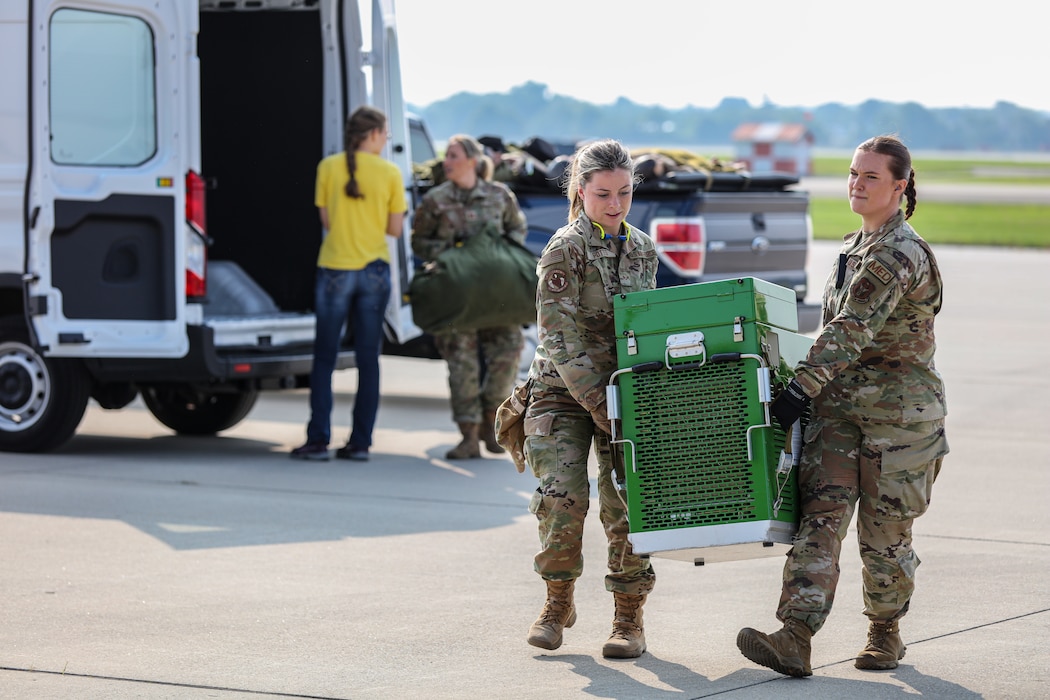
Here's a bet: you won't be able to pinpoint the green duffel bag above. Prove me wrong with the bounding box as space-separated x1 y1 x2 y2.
409 225 538 334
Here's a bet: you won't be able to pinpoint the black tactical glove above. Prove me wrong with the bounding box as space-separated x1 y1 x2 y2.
771 379 811 431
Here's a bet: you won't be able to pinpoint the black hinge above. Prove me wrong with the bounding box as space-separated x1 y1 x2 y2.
27 295 48 316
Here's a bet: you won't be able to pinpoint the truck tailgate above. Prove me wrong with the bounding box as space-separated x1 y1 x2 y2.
700 190 810 298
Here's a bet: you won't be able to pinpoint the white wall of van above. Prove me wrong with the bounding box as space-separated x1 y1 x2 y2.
1 0 425 453
0 5 29 274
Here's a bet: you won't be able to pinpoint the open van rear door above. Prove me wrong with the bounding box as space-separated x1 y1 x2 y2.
26 1 190 358
370 0 423 346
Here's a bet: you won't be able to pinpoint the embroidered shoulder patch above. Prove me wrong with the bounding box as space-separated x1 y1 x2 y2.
545 269 568 293
851 277 876 304
865 256 895 285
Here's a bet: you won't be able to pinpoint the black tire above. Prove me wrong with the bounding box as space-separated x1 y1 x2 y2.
141 386 258 435
0 318 90 453
91 382 139 410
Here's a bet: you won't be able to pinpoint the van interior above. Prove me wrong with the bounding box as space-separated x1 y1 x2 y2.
198 7 324 314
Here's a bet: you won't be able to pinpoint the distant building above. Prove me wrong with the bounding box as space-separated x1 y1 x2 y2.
732 122 814 175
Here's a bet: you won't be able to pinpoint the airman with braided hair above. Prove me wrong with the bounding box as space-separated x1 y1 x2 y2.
737 135 948 677
292 106 406 462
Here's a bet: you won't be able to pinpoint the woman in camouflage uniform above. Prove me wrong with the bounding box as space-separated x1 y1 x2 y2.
411 135 528 459
737 135 948 677
523 140 659 659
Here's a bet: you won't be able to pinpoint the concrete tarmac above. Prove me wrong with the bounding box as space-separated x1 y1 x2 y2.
1 241 1048 699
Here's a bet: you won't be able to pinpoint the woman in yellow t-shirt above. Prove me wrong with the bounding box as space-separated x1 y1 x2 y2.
291 106 407 462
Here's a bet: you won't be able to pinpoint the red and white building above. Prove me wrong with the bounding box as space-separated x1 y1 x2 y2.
731 122 814 175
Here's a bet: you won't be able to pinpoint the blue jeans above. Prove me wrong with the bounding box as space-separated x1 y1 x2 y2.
306 261 391 448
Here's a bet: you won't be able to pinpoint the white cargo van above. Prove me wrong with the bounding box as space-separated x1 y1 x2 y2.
0 0 428 452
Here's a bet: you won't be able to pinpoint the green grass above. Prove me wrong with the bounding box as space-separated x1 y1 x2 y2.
811 156 1050 185
810 198 1050 248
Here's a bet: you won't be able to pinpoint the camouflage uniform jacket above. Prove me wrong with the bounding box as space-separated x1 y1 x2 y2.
410 179 527 262
529 215 659 413
795 210 946 424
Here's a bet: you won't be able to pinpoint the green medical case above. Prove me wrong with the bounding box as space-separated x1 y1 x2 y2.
610 277 814 564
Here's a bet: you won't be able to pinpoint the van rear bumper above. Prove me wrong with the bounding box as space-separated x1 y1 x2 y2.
82 325 355 388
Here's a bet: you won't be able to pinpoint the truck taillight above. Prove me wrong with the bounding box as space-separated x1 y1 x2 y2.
185 170 207 299
652 217 705 277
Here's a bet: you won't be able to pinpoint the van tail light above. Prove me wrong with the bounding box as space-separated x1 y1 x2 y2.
652 216 705 277
185 170 208 299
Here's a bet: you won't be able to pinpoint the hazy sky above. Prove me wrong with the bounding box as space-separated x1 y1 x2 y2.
393 0 1049 113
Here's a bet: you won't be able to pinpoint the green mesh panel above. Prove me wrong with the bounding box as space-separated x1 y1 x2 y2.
623 360 797 532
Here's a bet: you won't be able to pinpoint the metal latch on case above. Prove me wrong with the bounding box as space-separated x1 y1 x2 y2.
733 316 744 342
625 330 637 356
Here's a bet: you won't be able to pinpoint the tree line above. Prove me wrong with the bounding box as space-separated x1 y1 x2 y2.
412 81 1050 153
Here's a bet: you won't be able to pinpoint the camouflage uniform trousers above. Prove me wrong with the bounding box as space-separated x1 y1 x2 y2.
523 383 656 595
433 326 524 424
778 415 947 634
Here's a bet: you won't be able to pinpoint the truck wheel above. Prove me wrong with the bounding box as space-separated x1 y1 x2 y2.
0 319 90 453
141 386 258 435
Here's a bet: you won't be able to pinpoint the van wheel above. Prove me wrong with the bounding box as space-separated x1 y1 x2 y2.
0 318 90 453
141 386 258 435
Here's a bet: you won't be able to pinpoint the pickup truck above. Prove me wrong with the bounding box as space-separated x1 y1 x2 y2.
408 125 813 300
399 123 817 368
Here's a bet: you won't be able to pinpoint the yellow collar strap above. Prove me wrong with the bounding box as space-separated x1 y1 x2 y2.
593 221 631 242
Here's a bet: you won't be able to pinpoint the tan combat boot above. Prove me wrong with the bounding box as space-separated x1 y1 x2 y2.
446 422 481 459
736 618 813 677
527 579 577 650
602 592 647 659
855 620 906 670
481 408 504 454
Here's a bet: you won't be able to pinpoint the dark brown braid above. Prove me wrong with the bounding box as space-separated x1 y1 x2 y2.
857 134 917 219
343 106 386 199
